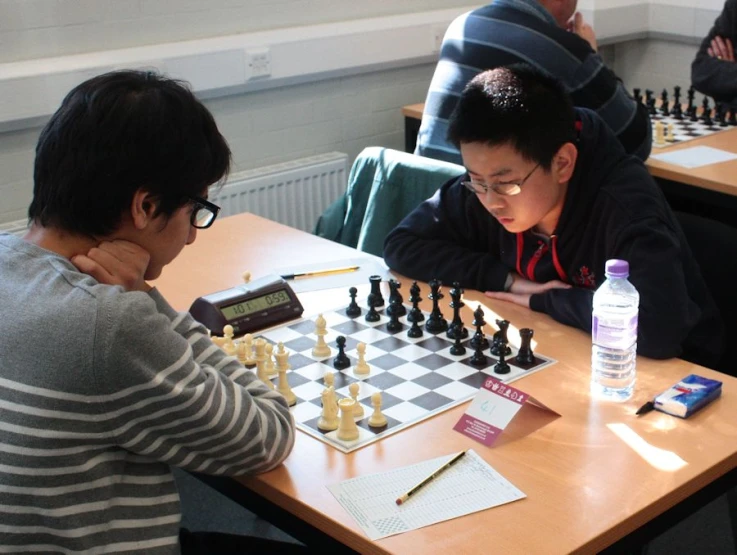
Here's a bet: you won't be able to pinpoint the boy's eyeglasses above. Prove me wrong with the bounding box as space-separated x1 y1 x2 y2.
461 163 540 196
187 195 221 229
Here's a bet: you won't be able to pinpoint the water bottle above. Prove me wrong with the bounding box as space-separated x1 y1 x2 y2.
591 259 639 402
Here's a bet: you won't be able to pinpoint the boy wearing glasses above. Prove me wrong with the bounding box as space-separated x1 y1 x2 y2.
384 65 723 368
0 71 300 554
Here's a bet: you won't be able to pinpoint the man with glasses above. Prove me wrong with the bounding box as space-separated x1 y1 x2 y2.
0 71 302 554
384 65 723 368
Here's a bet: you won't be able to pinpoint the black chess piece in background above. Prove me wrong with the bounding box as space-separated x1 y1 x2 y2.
672 85 683 119
647 97 657 116
490 319 512 356
425 279 448 333
407 281 424 323
469 305 489 350
450 334 466 356
717 102 729 127
469 341 487 367
345 286 361 317
386 279 407 317
633 87 641 104
493 347 511 375
660 89 669 116
333 336 351 370
701 97 713 126
408 317 423 338
365 293 381 322
386 305 403 332
447 282 468 340
369 275 385 307
515 328 535 365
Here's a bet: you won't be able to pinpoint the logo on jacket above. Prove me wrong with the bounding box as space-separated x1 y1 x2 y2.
573 266 596 288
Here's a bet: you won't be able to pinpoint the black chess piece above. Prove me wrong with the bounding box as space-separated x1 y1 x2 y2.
469 305 489 350
717 102 729 127
660 89 669 116
446 282 468 340
490 319 512 357
450 334 466 356
365 293 381 322
515 328 535 366
633 87 641 103
333 336 351 370
345 286 361 317
386 279 407 317
407 317 423 338
493 347 511 375
407 281 424 323
386 308 403 332
729 108 737 126
647 97 657 116
424 279 448 333
645 89 653 103
672 86 683 119
674 85 681 103
469 342 487 367
368 275 385 307
701 97 713 126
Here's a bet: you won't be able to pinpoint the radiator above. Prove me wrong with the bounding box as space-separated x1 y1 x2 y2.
212 152 349 232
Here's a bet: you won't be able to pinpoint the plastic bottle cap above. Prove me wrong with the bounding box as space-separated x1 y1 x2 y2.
605 259 629 277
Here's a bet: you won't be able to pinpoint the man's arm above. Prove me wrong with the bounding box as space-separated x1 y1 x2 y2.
529 221 700 360
383 178 511 291
691 0 737 103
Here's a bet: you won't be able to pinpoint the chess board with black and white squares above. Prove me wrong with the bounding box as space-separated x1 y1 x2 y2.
257 302 557 453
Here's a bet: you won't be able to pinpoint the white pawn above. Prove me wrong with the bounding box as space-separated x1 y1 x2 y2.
354 342 370 375
312 314 331 358
368 392 387 428
242 271 251 284
654 121 665 146
275 342 296 406
348 382 364 418
240 334 255 366
337 398 359 441
222 325 236 356
317 388 338 431
254 338 274 390
265 343 277 377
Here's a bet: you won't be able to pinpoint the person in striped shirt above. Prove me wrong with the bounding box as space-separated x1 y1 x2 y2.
0 71 300 554
415 0 652 164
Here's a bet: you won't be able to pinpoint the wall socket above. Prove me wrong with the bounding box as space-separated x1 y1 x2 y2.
248 47 271 79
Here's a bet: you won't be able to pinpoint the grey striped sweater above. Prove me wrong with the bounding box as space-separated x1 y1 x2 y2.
0 233 295 554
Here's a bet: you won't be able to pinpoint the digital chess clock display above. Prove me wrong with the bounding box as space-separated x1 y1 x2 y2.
220 290 291 320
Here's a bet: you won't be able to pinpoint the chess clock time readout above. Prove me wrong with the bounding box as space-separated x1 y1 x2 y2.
220 290 291 320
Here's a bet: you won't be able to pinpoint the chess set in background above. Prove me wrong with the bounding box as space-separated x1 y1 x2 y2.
212 277 557 453
635 86 737 148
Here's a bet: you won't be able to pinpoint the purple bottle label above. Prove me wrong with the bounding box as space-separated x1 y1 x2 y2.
592 313 638 348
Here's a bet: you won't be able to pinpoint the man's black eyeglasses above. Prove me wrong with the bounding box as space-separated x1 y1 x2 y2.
187 195 221 229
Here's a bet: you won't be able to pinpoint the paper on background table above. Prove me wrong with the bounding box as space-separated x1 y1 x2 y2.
272 257 390 293
650 146 737 168
327 449 526 541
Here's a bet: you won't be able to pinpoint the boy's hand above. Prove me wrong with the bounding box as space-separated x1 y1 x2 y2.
71 240 152 292
568 12 597 52
485 274 571 309
708 36 735 61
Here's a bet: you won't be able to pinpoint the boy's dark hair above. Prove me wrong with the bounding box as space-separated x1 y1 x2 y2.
447 64 576 170
30 70 231 236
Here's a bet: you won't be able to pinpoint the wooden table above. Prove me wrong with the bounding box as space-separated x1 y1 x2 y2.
154 213 737 554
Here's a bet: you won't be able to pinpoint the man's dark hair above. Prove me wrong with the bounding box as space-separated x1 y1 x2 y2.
447 64 576 170
29 70 231 236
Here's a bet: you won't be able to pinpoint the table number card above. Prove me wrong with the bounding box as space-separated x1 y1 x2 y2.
453 377 558 446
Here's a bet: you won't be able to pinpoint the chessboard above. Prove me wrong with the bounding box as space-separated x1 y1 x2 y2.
254 298 557 454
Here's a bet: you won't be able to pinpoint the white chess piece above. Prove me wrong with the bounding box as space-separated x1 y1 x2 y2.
275 342 296 406
312 314 331 357
337 398 359 441
242 271 251 284
654 121 665 146
254 338 274 390
354 342 370 375
666 122 676 142
241 334 255 366
222 325 236 356
265 343 277 377
317 388 338 431
368 392 387 428
348 382 365 418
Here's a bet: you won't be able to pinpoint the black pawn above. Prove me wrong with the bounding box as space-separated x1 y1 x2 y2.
345 286 361 317
469 342 487 367
490 319 512 357
386 279 406 317
369 275 384 307
515 328 535 366
333 336 351 370
425 279 448 334
365 293 381 323
647 97 657 116
469 305 489 350
386 309 403 332
493 348 511 375
407 281 424 323
674 85 681 104
660 89 669 116
450 334 466 356
702 98 713 125
446 282 468 340
717 102 728 127
633 87 641 103
687 86 696 112
407 317 423 338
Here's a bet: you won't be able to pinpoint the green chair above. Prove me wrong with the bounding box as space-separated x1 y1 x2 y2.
314 147 465 257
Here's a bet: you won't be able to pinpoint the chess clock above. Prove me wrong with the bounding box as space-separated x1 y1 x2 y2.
189 274 304 336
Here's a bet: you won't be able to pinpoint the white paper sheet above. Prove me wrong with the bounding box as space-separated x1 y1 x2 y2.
650 146 737 168
327 450 525 540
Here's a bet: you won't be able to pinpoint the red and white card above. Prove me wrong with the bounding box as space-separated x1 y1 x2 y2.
453 377 558 446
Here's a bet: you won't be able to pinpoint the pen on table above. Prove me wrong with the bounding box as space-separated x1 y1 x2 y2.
636 400 655 416
395 450 467 506
280 265 360 280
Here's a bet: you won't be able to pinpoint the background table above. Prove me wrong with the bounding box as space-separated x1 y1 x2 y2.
154 213 737 554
